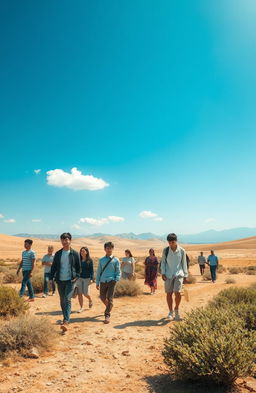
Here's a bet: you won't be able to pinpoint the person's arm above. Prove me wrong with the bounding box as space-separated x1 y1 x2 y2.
73 252 81 281
96 259 102 289
90 259 94 281
17 259 23 275
182 249 188 278
49 253 57 281
216 257 219 269
115 258 121 282
160 250 167 280
131 258 135 275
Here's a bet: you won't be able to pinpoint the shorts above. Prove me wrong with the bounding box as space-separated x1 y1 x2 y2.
74 277 90 296
164 276 184 293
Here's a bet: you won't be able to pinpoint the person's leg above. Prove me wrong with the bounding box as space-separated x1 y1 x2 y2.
43 273 49 295
173 277 184 320
52 279 56 294
104 280 116 321
57 281 65 319
100 282 108 306
174 292 182 310
210 266 216 282
63 280 73 323
199 265 203 275
26 271 35 299
166 292 173 311
19 270 29 297
78 293 83 309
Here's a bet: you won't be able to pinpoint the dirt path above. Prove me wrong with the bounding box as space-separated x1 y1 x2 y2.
1 266 256 393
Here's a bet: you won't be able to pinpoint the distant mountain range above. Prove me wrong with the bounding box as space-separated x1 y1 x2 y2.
14 227 256 244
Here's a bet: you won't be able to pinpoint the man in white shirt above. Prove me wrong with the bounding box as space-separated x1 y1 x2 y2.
161 233 188 321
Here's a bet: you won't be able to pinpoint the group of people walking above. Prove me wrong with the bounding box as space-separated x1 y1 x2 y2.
16 232 219 332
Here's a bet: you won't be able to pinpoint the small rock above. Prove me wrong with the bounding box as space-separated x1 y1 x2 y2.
84 341 93 345
46 383 52 386
148 345 155 350
112 354 118 359
121 351 130 356
27 347 39 359
126 374 131 378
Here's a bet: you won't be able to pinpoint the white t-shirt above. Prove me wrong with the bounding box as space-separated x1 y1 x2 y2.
122 257 135 273
59 250 71 281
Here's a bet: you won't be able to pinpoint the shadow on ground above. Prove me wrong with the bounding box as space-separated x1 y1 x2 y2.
114 318 170 329
145 374 232 393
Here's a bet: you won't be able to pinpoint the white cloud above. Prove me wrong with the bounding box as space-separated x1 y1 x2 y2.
46 167 109 191
72 224 81 230
0 214 4 219
79 215 125 226
4 219 16 223
34 169 41 174
205 218 216 223
32 219 41 223
139 210 163 221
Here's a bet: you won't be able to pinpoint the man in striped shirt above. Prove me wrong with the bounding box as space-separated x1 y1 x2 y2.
17 239 36 301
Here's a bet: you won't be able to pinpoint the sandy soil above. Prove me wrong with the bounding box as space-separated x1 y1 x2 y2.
1 264 256 393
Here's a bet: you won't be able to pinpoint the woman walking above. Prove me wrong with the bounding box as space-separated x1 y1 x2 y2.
121 249 136 280
144 248 159 294
75 247 94 312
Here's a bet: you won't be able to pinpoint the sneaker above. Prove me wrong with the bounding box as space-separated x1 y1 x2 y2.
60 322 68 333
104 316 110 324
174 310 181 321
42 294 47 298
167 311 174 320
52 292 55 296
78 308 84 313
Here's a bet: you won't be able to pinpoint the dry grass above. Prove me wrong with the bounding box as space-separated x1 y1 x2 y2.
0 286 29 318
114 279 142 297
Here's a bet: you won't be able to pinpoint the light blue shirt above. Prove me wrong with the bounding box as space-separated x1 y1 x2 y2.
42 254 54 274
22 249 36 271
207 255 219 266
96 255 121 285
161 246 188 278
59 250 71 280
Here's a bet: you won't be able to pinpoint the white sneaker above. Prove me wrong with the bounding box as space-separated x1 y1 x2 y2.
42 294 47 298
174 310 181 321
167 311 174 320
78 308 84 313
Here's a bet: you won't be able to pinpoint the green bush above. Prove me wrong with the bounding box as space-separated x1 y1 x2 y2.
0 315 57 358
163 307 256 385
209 287 256 309
31 273 44 293
114 279 142 297
246 270 256 275
228 267 243 274
0 286 29 318
217 264 226 273
3 271 20 284
247 265 256 271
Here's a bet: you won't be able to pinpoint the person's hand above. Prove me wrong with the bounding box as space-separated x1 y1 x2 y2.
96 285 99 290
183 277 188 284
162 274 167 281
30 273 33 278
16 270 20 276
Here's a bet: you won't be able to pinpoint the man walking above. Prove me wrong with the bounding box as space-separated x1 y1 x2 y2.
161 233 188 321
207 250 219 283
96 241 121 324
50 233 80 332
42 245 56 297
17 239 36 301
198 251 206 276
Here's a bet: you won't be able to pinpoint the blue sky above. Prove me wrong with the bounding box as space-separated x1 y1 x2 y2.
1 0 256 236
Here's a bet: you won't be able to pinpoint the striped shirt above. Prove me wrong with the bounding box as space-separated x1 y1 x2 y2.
22 249 36 271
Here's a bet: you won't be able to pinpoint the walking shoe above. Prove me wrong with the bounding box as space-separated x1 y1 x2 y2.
78 308 84 313
61 322 68 333
104 316 110 324
89 301 93 308
42 294 47 298
167 311 174 320
174 310 181 321
52 292 55 296
26 298 35 302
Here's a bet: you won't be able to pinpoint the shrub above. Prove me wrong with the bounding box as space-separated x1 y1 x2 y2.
209 287 256 309
203 270 212 281
0 286 29 318
225 277 236 284
228 267 242 274
135 263 145 279
31 272 44 293
217 264 226 273
3 271 20 284
0 315 57 358
247 265 256 271
114 279 142 297
163 307 256 385
185 273 196 284
246 270 256 275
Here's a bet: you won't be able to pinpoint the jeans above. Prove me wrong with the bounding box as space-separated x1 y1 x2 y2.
43 273 56 295
57 280 74 322
199 264 205 275
19 270 35 298
100 280 116 317
210 265 217 282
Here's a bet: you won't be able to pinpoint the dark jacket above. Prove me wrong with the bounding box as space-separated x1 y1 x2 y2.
50 248 81 282
80 258 94 280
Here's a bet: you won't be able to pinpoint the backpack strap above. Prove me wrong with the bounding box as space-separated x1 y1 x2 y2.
99 256 114 280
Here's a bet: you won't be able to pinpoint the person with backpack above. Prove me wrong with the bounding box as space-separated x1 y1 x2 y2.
96 241 121 324
161 233 188 321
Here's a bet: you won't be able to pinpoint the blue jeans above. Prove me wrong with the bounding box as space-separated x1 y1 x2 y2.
19 270 35 298
210 265 217 282
44 273 56 295
57 280 74 322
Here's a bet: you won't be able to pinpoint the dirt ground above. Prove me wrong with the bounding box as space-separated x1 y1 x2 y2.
1 264 256 393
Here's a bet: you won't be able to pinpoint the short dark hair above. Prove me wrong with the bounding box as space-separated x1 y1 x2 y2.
24 239 33 245
60 232 72 240
167 233 177 242
104 241 114 249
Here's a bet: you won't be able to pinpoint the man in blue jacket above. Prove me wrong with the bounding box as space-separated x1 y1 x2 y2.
96 241 121 324
50 232 81 332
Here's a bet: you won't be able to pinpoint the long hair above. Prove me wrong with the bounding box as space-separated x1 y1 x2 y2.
125 249 133 258
80 247 90 261
149 248 155 256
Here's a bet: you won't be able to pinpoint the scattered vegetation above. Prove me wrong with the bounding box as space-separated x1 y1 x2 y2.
228 266 243 274
225 277 236 284
0 315 57 358
217 264 226 273
31 272 44 293
0 286 29 318
114 279 142 297
202 270 212 281
185 273 196 284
